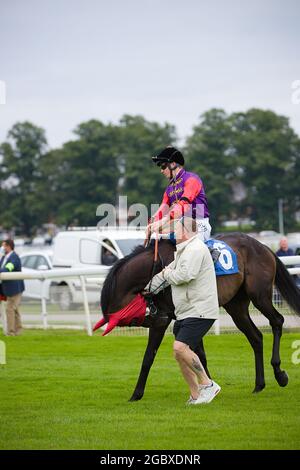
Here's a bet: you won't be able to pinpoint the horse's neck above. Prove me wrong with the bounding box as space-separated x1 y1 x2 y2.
124 243 174 289
158 241 175 266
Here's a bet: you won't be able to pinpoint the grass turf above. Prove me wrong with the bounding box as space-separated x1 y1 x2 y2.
0 329 299 450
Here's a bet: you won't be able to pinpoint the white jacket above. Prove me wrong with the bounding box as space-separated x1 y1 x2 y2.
146 235 219 321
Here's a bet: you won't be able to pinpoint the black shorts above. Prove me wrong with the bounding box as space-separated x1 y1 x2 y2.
173 317 215 351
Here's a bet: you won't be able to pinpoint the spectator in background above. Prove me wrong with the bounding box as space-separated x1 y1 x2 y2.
102 247 118 266
0 239 25 336
276 237 294 257
274 237 297 306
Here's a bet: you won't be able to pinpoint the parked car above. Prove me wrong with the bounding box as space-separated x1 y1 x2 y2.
256 231 281 251
289 244 300 256
20 250 53 300
20 250 104 310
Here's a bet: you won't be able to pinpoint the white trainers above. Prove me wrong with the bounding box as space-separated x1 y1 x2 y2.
187 381 221 405
186 396 198 405
197 381 221 404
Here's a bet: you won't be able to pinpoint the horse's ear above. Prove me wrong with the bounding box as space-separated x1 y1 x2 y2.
93 317 107 332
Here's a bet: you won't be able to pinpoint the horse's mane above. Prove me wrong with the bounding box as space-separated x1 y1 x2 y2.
101 244 152 315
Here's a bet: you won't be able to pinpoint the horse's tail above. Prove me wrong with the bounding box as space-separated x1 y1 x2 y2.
274 254 300 315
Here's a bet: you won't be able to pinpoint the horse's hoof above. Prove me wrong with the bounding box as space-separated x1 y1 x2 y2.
276 370 289 387
128 393 143 402
252 383 265 393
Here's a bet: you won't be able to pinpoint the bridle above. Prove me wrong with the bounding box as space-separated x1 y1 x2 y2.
148 245 165 292
145 244 168 319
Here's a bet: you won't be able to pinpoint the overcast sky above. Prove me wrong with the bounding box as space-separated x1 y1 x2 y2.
1 0 300 148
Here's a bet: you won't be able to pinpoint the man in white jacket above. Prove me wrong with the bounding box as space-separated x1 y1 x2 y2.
145 217 220 405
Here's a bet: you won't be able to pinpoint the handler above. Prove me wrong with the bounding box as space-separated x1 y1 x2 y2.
145 217 221 405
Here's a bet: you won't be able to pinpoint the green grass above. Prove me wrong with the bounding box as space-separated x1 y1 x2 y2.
0 330 300 450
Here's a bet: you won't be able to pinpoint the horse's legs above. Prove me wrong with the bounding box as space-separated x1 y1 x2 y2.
129 322 171 402
224 295 265 393
194 339 211 379
250 292 288 387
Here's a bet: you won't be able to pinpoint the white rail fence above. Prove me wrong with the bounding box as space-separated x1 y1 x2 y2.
0 257 300 336
0 267 107 336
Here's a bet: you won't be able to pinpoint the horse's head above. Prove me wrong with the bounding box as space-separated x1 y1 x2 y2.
94 245 157 335
93 293 147 335
94 241 175 335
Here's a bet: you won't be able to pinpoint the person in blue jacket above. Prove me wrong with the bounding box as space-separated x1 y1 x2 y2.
0 239 25 336
276 237 294 257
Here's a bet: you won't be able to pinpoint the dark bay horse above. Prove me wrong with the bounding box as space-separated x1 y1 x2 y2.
100 232 300 401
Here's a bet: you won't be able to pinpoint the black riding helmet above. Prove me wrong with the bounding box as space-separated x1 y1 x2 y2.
152 146 185 166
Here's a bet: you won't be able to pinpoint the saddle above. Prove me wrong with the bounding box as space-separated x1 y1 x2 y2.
148 235 220 263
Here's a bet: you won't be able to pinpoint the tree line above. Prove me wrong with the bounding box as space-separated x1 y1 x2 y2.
0 109 299 236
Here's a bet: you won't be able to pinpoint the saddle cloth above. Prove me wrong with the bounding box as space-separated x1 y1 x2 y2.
151 237 239 276
205 239 239 276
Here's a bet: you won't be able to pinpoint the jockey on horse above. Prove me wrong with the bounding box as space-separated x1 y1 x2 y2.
147 146 220 261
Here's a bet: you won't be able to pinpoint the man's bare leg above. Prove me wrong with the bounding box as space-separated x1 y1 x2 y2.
173 340 212 399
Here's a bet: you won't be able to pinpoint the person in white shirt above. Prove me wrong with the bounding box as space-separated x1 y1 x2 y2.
145 217 221 405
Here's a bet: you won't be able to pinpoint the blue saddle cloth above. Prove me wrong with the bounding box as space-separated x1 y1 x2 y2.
205 239 239 276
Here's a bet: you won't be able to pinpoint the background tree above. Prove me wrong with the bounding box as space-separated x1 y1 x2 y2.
39 120 121 227
1 110 299 235
230 109 300 230
0 122 47 235
119 115 177 214
185 109 236 230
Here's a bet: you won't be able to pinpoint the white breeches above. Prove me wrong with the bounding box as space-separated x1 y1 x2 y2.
196 218 212 242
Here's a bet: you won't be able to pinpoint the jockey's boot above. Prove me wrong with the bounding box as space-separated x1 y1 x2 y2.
208 246 221 263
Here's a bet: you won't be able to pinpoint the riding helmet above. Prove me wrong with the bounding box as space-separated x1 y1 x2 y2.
152 146 185 166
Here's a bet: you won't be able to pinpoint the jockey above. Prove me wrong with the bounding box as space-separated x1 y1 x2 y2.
148 146 220 261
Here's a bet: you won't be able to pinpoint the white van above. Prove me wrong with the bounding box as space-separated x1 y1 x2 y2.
53 226 146 268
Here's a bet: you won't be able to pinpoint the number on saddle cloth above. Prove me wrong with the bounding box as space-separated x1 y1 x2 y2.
205 239 239 276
